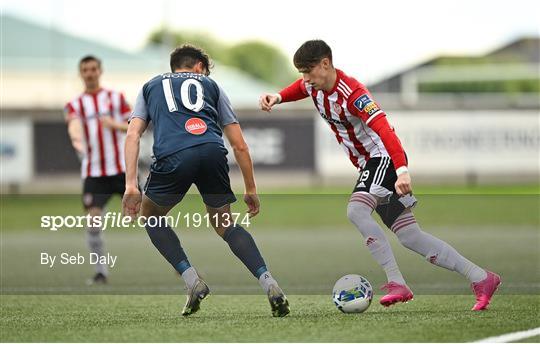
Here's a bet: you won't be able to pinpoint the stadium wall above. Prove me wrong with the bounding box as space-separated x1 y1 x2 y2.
0 109 538 192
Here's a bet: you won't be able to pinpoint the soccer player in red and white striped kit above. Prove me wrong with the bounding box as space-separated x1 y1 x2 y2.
65 55 130 284
260 40 500 311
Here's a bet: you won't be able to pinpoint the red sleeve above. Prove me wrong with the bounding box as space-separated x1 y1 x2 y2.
119 93 131 120
369 116 407 169
64 102 77 123
279 79 309 103
347 89 408 169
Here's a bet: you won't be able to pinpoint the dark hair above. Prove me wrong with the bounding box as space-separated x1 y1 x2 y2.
293 40 332 71
170 44 212 75
79 55 102 69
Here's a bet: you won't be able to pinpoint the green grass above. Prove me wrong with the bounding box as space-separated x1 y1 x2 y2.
1 184 539 341
1 295 539 342
2 185 539 230
2 226 538 295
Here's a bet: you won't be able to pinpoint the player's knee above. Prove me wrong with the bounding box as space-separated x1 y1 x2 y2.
395 226 421 250
213 226 227 238
347 193 375 224
87 207 102 218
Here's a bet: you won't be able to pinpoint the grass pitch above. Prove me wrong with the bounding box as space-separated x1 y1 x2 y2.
1 185 539 342
1 295 539 342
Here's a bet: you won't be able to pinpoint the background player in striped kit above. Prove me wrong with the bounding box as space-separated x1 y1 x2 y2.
260 40 501 311
65 55 131 284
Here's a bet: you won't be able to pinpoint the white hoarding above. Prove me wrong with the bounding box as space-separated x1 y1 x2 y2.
316 111 540 178
1 118 33 183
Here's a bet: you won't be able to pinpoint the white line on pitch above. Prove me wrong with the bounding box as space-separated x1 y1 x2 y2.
473 326 540 343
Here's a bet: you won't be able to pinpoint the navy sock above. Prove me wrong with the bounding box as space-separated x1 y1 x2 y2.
145 223 191 274
222 225 267 278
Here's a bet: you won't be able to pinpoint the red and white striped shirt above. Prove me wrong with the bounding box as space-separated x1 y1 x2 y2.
65 88 131 178
279 69 407 170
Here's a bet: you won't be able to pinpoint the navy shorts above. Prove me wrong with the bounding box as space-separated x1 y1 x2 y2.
144 143 237 208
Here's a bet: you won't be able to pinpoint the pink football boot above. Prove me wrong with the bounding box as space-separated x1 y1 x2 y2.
471 271 501 311
380 282 414 307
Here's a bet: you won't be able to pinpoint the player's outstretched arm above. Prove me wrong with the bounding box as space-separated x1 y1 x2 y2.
223 123 260 218
260 79 309 112
259 93 281 112
122 118 147 219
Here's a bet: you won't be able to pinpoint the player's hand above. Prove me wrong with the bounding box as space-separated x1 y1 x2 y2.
71 139 85 159
100 116 117 129
243 192 260 218
122 186 141 221
259 93 280 112
395 172 413 196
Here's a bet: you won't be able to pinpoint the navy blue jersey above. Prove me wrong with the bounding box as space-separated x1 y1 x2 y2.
131 72 238 160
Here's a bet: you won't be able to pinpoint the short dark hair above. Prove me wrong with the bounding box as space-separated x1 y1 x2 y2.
170 44 212 75
293 40 332 71
79 55 102 69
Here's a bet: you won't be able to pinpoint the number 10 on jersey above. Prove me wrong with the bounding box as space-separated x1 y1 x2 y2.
162 78 205 113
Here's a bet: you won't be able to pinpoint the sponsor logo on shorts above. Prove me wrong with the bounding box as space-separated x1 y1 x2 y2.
356 181 367 188
185 118 207 135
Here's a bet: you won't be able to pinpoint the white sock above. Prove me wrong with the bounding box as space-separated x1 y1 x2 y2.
454 257 488 283
347 196 407 285
258 271 278 293
181 267 199 289
393 211 487 283
367 237 407 285
86 229 107 275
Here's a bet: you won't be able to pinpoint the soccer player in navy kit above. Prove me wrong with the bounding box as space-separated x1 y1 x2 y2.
122 45 289 317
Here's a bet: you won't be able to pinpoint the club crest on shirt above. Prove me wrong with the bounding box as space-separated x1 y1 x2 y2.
353 94 380 116
332 102 342 115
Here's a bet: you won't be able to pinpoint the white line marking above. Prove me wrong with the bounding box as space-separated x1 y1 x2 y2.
473 326 540 343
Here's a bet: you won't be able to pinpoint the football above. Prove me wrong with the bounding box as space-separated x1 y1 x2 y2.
332 274 373 313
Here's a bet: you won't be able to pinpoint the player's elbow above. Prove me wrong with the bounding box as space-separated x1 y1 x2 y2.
125 131 141 145
231 143 249 154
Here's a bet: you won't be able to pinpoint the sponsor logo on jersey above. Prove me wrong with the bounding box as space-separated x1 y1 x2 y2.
353 94 381 116
185 118 207 135
319 111 348 126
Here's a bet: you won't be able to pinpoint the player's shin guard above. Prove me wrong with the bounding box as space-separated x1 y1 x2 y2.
222 225 268 278
347 195 406 285
393 211 487 283
86 228 108 275
144 223 192 276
